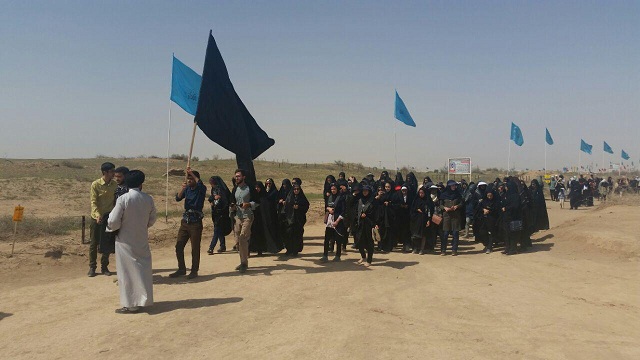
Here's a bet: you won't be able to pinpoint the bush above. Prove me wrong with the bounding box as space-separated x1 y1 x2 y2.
170 154 188 161
0 216 79 240
61 161 84 169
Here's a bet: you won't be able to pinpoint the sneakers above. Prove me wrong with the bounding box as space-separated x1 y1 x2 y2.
320 256 329 263
187 271 198 279
87 268 97 277
357 258 365 265
451 251 458 256
207 249 214 255
168 270 186 278
363 262 371 268
217 247 226 253
101 267 112 276
332 256 341 262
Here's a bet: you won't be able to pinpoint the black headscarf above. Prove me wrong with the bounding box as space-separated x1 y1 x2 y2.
440 180 462 201
279 179 292 201
394 172 405 187
209 175 231 202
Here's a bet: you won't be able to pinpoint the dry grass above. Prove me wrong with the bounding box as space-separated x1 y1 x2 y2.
0 216 79 240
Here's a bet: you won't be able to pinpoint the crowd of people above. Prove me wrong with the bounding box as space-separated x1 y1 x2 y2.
547 174 637 209
89 161 634 314
171 169 553 275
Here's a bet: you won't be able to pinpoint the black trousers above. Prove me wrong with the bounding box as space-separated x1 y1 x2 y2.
358 238 374 264
324 227 344 257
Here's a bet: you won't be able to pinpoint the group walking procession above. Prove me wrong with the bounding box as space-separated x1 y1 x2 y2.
88 162 556 314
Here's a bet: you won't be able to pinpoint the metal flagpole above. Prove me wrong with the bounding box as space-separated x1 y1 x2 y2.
394 121 398 171
166 102 172 223
579 151 581 175
507 139 511 175
545 141 547 175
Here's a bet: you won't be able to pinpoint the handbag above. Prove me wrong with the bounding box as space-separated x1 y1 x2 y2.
431 214 442 225
371 228 381 243
509 220 523 232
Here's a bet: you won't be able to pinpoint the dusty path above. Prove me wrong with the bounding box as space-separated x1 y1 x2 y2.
1 204 638 359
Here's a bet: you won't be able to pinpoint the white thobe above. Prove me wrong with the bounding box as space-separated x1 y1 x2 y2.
107 188 156 308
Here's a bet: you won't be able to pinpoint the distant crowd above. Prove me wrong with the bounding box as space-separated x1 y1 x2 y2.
548 174 640 209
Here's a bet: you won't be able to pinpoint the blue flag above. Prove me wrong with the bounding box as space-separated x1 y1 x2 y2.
510 122 524 146
580 139 593 154
603 141 613 154
170 55 202 116
621 150 630 160
394 91 416 127
545 128 554 145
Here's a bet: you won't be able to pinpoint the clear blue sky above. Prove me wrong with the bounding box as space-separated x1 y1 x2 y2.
1 0 638 171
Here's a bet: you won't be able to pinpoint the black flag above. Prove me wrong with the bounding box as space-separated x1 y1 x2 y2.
195 31 275 182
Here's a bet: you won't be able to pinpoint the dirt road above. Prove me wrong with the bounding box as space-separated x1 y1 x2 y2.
1 204 638 359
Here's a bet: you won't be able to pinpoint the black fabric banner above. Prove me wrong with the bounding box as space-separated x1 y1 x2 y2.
194 31 275 182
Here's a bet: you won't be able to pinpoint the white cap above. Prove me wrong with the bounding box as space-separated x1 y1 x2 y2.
478 181 487 186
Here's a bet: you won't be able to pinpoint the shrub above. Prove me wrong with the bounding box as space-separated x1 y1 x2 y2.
61 161 84 169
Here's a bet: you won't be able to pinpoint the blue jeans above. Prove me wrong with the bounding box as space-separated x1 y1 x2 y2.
441 230 459 253
208 225 226 251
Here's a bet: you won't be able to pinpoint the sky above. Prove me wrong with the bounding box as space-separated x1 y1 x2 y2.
1 0 638 171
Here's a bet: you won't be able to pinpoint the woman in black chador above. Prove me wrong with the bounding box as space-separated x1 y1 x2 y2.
277 179 292 246
376 180 397 252
409 187 434 254
475 184 500 254
440 180 463 256
355 185 378 267
500 180 522 255
207 176 231 254
250 181 283 256
529 179 550 233
282 184 309 256
249 181 268 256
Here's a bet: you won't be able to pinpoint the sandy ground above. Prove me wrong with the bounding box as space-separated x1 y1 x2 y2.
1 202 639 359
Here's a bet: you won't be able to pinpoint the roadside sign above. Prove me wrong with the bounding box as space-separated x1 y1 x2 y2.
13 206 24 222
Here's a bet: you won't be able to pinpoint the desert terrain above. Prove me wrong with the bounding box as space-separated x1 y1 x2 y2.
0 158 638 359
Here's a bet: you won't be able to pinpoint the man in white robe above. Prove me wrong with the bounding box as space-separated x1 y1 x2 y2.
107 170 156 314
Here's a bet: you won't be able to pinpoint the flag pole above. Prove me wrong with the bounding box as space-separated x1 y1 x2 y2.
166 101 172 222
394 120 398 171
579 151 581 175
187 121 198 169
544 140 547 176
507 139 511 176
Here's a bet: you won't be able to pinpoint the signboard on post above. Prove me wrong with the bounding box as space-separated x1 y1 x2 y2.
11 205 24 257
13 206 24 222
447 157 472 181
